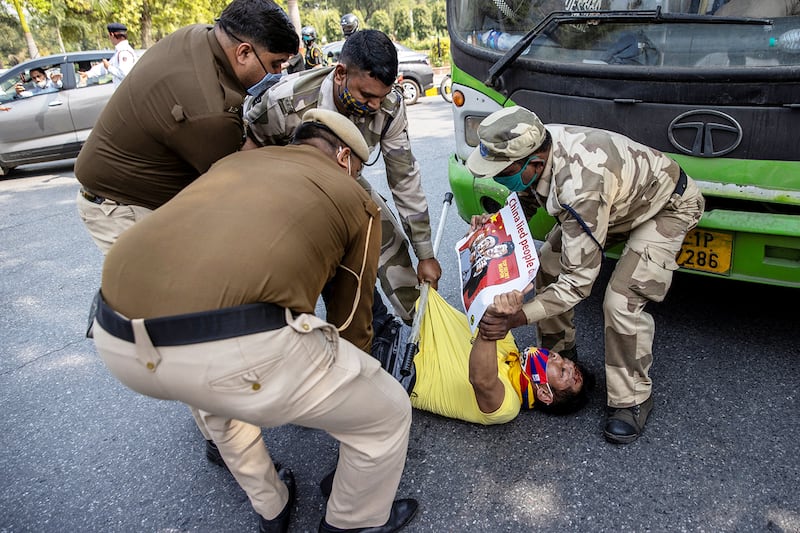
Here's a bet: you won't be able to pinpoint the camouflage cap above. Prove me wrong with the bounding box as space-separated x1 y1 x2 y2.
466 106 546 179
301 108 369 161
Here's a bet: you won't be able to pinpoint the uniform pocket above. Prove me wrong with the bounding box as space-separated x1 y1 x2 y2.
629 245 679 303
207 347 284 394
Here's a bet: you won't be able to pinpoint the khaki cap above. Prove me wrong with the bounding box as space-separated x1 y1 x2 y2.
301 109 369 162
466 106 547 179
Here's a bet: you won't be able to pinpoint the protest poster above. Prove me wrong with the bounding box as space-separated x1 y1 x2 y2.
456 192 539 334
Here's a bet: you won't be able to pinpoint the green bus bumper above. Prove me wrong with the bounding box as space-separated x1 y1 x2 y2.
448 153 800 288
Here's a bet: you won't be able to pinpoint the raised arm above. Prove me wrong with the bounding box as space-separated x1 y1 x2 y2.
470 288 528 413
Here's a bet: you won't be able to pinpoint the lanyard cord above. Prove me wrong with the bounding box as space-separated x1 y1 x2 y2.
559 203 606 257
336 214 375 332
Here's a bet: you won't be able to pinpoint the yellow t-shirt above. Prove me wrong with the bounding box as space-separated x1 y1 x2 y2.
410 290 525 425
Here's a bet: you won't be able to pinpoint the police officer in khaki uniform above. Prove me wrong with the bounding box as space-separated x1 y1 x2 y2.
468 106 705 444
244 29 442 328
91 110 418 533
74 0 298 470
76 0 298 254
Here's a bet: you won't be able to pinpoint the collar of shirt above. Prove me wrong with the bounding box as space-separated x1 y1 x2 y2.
318 71 339 112
532 149 554 202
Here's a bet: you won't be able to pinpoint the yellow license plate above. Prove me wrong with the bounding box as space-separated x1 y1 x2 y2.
677 229 733 275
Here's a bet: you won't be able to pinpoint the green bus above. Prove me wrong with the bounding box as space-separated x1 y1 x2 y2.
446 0 800 287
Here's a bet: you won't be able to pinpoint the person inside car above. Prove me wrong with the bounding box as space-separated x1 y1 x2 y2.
15 68 62 98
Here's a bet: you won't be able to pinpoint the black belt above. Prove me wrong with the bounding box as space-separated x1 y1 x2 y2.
94 291 288 347
80 187 106 205
80 187 125 205
674 170 688 196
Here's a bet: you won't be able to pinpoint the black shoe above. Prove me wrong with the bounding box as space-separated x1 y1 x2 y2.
258 466 296 533
319 468 335 498
603 396 654 444
318 498 418 533
206 439 227 469
207 439 281 473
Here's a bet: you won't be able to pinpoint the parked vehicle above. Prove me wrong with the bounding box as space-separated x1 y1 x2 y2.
322 40 434 105
0 51 118 176
446 3 800 288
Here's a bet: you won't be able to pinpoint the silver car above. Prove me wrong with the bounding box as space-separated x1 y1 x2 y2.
0 51 118 176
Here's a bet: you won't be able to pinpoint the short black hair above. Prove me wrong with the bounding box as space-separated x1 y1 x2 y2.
339 29 397 87
533 361 595 416
29 67 46 76
218 0 298 55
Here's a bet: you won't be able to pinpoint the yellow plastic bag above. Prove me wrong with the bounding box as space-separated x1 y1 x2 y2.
411 289 521 424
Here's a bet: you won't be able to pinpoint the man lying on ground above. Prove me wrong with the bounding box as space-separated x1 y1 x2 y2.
373 287 595 425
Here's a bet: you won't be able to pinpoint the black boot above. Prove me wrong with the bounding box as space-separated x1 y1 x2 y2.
205 439 227 469
603 396 654 444
319 468 335 498
318 499 418 533
258 466 296 533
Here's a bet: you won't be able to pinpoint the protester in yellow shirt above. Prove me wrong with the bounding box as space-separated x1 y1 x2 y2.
374 288 594 425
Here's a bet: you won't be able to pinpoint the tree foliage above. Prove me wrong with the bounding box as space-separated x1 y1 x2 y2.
367 9 390 37
2 0 451 65
393 8 411 41
412 4 430 40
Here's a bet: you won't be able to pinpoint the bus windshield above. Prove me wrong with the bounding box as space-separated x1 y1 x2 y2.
451 1 800 69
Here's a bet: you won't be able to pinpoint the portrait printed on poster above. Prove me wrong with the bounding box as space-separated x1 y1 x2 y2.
456 193 539 333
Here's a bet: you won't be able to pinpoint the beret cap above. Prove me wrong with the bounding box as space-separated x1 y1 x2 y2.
301 109 370 162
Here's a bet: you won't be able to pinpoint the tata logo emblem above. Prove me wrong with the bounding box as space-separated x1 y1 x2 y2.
668 110 743 158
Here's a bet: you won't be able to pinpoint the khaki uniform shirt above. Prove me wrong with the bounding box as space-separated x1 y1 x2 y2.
520 124 691 324
244 67 434 259
101 145 380 351
76 25 247 210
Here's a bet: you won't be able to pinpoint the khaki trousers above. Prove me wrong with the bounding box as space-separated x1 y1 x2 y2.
75 191 153 254
538 179 705 408
93 309 412 528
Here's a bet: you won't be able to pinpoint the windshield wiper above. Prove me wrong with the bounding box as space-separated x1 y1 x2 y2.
485 7 773 87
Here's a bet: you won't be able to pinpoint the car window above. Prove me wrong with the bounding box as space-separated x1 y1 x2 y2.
75 59 113 88
0 74 19 103
1 64 64 101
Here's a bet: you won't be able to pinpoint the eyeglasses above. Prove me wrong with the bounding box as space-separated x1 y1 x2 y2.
216 18 270 76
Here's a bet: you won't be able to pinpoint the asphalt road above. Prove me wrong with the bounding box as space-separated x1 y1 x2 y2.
1 95 799 533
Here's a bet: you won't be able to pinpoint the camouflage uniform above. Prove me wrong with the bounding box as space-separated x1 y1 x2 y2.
244 66 433 322
518 124 705 409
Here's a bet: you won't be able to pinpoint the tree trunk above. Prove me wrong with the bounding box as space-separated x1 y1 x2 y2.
57 27 66 54
286 0 302 41
11 0 40 59
141 0 153 48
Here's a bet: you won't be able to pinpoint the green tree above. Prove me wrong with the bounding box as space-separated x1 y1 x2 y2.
412 4 430 40
320 10 340 43
393 8 411 41
0 12 25 65
430 0 446 35
367 9 389 36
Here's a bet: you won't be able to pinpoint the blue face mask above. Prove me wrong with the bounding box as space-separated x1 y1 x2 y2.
247 72 283 97
493 155 539 192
